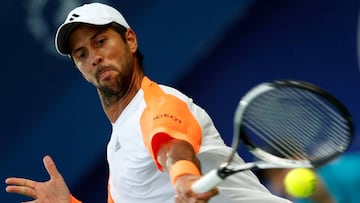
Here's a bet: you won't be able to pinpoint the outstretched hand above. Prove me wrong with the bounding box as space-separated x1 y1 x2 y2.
5 155 70 203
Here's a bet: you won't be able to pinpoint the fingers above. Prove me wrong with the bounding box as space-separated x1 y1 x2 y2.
174 195 196 203
174 174 219 203
43 155 61 179
174 194 209 203
5 177 37 189
194 188 219 200
6 185 37 199
5 178 38 199
175 186 217 202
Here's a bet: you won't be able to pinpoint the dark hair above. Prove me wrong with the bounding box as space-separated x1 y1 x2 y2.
108 22 144 69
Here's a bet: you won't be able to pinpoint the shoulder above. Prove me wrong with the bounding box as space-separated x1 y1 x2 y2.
159 84 190 101
141 76 193 103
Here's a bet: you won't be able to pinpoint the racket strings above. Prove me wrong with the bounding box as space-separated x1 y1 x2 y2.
278 89 349 149
242 87 351 164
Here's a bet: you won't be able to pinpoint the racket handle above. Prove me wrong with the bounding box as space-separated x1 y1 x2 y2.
191 169 223 193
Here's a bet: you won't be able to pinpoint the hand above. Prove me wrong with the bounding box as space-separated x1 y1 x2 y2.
5 155 71 203
174 174 218 203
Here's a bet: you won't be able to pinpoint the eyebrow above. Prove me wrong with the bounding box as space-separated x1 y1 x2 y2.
71 28 107 56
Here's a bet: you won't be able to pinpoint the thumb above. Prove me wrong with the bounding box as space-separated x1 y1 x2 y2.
43 155 62 179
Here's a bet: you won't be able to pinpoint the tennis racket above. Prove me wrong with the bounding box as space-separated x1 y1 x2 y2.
192 80 354 193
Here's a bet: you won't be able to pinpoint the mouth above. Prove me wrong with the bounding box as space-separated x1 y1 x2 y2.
97 67 112 82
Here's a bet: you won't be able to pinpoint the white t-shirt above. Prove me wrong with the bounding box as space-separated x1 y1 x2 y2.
107 83 292 203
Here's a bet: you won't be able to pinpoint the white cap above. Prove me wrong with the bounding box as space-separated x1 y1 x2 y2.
55 3 130 56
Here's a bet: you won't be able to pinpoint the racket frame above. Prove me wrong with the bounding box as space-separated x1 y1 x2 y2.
192 80 353 193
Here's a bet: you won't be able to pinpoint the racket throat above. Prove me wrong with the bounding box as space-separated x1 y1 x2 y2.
217 167 234 179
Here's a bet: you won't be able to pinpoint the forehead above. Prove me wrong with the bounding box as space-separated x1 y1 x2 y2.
68 24 110 51
70 24 108 40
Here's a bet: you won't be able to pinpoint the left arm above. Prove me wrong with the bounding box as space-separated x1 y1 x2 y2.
5 155 79 203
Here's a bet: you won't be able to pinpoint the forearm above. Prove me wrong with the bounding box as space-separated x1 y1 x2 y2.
157 139 219 202
157 139 201 185
157 139 200 171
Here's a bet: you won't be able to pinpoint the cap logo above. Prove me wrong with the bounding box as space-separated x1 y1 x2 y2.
69 13 80 21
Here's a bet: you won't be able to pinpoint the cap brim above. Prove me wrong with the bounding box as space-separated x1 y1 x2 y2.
55 23 80 56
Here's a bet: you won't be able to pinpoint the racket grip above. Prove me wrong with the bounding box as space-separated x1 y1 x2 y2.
191 169 223 193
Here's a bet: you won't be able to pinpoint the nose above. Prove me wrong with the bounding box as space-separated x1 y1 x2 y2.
91 53 103 66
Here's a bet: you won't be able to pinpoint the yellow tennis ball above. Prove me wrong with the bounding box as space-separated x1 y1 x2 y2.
284 168 317 198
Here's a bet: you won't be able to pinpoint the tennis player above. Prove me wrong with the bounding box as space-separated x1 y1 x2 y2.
5 3 292 203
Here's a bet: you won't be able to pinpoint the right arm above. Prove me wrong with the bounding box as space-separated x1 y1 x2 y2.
156 139 218 203
140 77 218 202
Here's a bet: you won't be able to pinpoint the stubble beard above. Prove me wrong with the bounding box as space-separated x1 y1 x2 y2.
97 63 134 106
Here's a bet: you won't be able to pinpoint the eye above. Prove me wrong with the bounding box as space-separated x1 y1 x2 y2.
97 38 106 46
79 52 86 58
76 51 87 60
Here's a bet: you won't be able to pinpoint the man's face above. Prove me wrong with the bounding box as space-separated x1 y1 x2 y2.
68 24 137 97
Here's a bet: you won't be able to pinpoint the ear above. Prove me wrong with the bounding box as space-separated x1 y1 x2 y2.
126 28 138 54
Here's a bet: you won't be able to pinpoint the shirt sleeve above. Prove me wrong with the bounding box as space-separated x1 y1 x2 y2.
140 76 202 171
70 194 82 203
107 181 115 203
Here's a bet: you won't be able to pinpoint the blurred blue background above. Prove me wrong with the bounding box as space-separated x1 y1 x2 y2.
1 0 360 202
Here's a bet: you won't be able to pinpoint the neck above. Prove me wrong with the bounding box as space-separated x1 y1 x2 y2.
99 70 144 123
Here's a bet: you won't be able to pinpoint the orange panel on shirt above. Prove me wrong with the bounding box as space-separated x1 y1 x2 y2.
70 194 82 203
108 181 115 203
140 76 202 170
